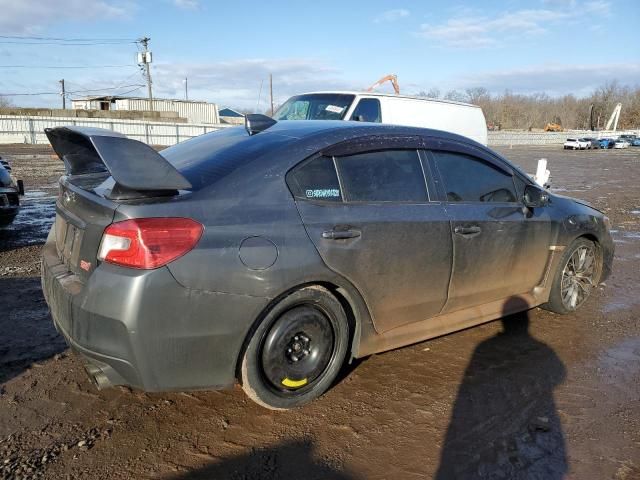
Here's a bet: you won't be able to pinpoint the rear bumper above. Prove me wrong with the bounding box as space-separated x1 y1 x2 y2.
0 202 19 226
0 209 18 226
41 227 270 392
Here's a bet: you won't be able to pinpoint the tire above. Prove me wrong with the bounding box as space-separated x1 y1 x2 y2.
240 286 349 410
543 238 602 314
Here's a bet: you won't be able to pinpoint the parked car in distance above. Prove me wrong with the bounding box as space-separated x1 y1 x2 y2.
273 91 488 146
42 118 614 409
631 138 640 147
598 138 616 149
581 137 601 149
618 134 636 142
614 138 630 149
0 156 24 226
564 138 590 150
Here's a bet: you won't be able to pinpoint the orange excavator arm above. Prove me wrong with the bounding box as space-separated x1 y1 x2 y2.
366 74 400 94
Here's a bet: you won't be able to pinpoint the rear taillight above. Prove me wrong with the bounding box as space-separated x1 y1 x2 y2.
98 218 203 269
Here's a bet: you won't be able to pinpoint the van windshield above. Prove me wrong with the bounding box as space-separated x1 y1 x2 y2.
273 94 355 121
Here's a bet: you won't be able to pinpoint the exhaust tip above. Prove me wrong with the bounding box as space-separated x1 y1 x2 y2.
83 363 113 390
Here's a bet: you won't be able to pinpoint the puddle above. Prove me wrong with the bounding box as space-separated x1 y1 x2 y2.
598 337 640 379
24 190 56 201
602 302 631 313
0 197 55 247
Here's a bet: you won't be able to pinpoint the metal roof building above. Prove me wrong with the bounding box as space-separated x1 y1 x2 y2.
71 96 220 124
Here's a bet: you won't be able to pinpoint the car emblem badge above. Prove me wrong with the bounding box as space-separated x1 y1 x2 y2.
80 260 91 271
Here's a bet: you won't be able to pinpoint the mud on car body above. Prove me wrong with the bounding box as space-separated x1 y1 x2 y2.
0 155 24 226
42 118 614 409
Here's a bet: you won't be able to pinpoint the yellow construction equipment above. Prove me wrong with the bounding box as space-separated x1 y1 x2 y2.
544 123 563 132
367 74 400 94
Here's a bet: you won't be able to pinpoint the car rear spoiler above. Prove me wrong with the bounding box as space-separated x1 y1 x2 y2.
45 126 192 192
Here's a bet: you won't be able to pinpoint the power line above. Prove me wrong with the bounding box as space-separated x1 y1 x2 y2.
0 64 136 69
0 35 138 42
64 70 143 93
0 40 138 46
0 84 146 96
115 86 145 96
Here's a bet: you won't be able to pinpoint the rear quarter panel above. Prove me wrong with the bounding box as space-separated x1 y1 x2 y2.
115 150 338 299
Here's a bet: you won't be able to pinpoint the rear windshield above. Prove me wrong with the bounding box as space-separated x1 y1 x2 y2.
566 138 577 141
273 94 355 121
161 127 292 190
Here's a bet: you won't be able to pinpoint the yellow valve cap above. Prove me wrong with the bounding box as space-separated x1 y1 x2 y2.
281 377 308 388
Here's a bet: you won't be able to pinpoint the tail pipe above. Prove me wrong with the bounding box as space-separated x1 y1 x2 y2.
83 363 113 390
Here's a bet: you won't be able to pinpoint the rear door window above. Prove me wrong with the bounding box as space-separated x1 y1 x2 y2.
432 151 517 203
350 98 382 123
288 156 342 202
336 150 427 202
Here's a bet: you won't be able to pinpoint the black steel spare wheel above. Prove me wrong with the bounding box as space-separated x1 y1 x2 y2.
261 305 334 392
240 286 349 410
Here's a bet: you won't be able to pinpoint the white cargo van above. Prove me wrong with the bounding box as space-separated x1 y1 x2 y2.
273 91 488 145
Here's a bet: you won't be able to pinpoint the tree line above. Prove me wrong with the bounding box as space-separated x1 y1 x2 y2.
417 81 640 131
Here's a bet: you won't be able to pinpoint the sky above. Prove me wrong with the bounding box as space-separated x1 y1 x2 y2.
0 0 638 110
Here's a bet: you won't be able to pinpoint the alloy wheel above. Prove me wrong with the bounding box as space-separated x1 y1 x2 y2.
561 244 597 310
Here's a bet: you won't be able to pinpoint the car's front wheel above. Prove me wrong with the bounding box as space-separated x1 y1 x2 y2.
543 238 601 314
240 286 349 410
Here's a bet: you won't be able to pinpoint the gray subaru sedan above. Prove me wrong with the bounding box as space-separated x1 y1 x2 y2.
42 117 613 409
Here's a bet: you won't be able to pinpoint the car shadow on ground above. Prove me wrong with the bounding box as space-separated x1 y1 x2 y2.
435 297 568 479
0 276 67 387
165 438 359 480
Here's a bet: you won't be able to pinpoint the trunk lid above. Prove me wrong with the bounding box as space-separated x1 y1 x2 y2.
55 174 118 281
46 126 193 282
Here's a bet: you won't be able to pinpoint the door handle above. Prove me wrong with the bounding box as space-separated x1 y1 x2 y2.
454 225 482 237
322 229 361 240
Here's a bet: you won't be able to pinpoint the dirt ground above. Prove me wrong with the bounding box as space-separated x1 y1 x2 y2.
0 143 639 480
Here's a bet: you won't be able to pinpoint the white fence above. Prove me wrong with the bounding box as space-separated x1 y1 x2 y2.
1 114 638 147
488 129 640 146
0 115 231 146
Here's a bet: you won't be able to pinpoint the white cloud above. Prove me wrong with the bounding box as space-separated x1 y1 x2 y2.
152 58 356 110
374 9 410 24
453 63 640 97
0 0 131 34
172 0 199 9
583 0 611 15
417 1 610 48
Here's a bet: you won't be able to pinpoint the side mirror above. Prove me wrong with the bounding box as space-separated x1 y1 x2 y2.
351 115 365 122
17 179 25 196
523 184 549 208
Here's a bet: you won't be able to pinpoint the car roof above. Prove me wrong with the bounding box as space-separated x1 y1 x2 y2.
256 119 476 143
162 120 520 191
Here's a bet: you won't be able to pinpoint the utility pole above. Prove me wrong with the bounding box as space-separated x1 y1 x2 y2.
138 37 154 111
269 73 274 116
59 79 66 109
184 77 188 100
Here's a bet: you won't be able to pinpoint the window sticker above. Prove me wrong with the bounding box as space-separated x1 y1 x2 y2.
306 188 340 199
325 105 344 114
